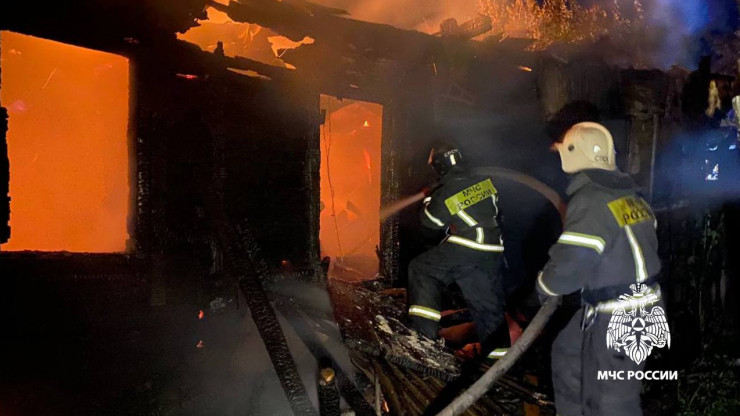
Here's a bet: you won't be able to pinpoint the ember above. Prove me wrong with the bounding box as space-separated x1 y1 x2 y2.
175 73 199 80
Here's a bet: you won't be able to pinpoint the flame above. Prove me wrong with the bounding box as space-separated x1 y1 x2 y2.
363 120 370 127
517 65 533 72
0 31 129 252
382 401 390 413
267 35 315 58
196 340 204 349
204 5 232 24
177 6 308 70
363 148 372 183
478 0 642 50
198 310 204 320
319 96 382 280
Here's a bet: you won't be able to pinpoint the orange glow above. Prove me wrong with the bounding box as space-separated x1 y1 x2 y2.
266 35 315 58
320 96 382 281
0 31 129 252
177 7 305 69
196 340 204 349
198 310 205 320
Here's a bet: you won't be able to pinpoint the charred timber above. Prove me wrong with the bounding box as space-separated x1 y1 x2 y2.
0 106 9 244
1 0 208 53
130 39 293 84
275 299 376 416
210 0 440 60
318 368 341 416
201 184 317 416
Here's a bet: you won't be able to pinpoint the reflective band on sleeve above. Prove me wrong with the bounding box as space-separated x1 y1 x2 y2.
457 209 478 226
450 154 457 165
409 305 441 321
537 271 558 296
624 225 648 283
488 348 508 358
558 232 605 254
476 227 484 243
447 236 504 252
424 206 445 227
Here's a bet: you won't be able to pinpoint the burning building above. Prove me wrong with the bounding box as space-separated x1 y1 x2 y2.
1 0 739 415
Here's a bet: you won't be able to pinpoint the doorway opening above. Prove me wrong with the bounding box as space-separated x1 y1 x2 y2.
319 95 383 280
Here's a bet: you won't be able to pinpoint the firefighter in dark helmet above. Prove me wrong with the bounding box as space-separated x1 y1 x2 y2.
537 122 665 416
407 143 508 359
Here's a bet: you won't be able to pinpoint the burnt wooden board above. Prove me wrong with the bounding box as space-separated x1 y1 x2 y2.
329 280 461 381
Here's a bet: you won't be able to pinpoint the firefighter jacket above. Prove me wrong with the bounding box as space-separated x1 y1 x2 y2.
537 169 661 310
420 166 503 253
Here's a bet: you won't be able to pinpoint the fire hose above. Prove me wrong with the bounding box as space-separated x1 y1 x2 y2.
379 167 565 222
435 296 561 416
378 167 564 415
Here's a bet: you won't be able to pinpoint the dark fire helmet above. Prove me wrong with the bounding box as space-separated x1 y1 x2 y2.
428 143 463 177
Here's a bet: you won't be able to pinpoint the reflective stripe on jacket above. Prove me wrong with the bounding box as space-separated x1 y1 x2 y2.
420 166 503 252
537 169 661 300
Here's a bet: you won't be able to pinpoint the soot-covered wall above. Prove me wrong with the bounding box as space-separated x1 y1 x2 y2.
132 59 318 286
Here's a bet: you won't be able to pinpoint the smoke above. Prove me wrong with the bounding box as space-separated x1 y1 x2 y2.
313 0 738 68
636 0 739 68
566 0 739 68
312 0 479 32
173 279 359 415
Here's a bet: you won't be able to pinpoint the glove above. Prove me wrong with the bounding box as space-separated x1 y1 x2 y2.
421 181 441 197
537 290 552 306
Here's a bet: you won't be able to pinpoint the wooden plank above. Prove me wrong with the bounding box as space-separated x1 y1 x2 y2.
329 280 461 381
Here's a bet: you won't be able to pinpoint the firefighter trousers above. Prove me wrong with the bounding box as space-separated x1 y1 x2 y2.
552 307 645 416
407 242 504 346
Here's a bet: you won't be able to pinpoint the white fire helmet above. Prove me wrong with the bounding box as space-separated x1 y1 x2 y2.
553 122 616 173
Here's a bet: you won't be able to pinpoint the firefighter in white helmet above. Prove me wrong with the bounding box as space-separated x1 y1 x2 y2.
538 122 664 416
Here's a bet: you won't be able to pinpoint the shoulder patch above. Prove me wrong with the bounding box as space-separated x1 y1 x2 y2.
444 178 497 215
607 196 654 227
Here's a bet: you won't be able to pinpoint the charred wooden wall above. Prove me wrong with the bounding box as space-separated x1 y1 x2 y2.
536 54 673 194
0 40 7 244
130 54 319 293
1 105 8 245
